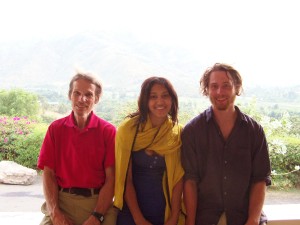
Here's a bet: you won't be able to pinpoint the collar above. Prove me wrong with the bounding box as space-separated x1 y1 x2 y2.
64 111 98 129
205 106 248 124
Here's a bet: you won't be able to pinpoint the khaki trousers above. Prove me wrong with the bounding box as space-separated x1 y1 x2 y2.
40 191 118 225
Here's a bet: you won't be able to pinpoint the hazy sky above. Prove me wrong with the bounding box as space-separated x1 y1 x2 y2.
1 0 299 86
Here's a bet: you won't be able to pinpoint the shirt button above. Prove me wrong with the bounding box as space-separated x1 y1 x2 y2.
224 176 227 180
150 165 153 168
224 160 227 164
224 192 227 195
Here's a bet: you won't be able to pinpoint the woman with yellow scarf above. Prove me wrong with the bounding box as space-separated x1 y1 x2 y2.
114 77 184 225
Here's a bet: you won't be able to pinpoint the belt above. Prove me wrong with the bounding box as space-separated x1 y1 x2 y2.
58 186 100 197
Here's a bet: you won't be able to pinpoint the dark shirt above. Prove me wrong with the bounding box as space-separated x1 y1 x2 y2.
181 106 271 225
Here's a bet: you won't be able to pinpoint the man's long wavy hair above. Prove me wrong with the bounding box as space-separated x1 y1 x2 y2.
200 63 243 96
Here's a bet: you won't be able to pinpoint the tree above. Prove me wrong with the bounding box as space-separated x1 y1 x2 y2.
0 89 40 117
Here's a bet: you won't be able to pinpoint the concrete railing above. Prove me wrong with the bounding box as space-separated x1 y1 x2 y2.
263 204 300 225
268 221 300 225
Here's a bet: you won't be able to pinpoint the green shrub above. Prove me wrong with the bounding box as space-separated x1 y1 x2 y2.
0 116 35 160
0 115 47 169
270 137 300 188
14 123 48 169
0 89 40 118
241 101 300 189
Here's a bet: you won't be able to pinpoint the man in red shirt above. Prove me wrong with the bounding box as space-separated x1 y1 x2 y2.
38 72 116 225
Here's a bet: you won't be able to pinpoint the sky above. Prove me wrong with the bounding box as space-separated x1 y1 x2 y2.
1 0 299 87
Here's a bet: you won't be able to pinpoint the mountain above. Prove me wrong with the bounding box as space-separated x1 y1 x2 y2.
0 31 201 97
1 31 300 104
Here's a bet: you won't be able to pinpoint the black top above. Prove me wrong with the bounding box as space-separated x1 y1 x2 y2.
181 106 271 225
117 150 166 225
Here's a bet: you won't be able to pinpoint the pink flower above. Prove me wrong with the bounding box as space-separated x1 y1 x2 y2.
4 137 8 143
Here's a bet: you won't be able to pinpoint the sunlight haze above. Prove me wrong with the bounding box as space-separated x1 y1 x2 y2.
1 0 299 87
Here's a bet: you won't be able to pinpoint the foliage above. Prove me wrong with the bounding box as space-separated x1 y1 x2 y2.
96 97 138 127
0 116 34 160
240 99 300 189
0 89 40 118
289 115 300 137
1 88 299 189
14 124 48 169
269 137 300 188
0 116 47 169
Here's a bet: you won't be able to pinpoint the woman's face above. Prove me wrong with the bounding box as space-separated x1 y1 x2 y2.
148 83 172 127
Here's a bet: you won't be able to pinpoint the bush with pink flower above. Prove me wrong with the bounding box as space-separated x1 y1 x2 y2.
0 116 47 169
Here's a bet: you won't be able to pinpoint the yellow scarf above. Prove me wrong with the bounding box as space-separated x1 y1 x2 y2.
114 115 184 222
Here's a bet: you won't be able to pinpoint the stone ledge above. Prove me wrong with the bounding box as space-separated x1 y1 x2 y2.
268 220 300 225
263 204 300 225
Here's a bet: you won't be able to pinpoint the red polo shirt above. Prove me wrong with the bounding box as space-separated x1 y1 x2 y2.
37 111 116 188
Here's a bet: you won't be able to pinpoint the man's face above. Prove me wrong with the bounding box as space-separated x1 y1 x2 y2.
70 79 98 118
208 71 236 111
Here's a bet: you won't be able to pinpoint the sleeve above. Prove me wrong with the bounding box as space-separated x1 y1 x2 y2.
181 124 200 182
37 124 55 170
251 125 272 186
103 123 116 168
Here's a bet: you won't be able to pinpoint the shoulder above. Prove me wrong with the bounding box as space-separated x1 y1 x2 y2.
118 117 138 132
93 117 116 136
99 117 116 130
183 108 209 132
237 108 265 135
239 109 263 130
49 115 69 129
90 113 116 130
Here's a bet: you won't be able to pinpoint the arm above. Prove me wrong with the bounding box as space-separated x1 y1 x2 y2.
43 166 73 225
183 179 198 225
181 123 200 225
124 159 152 225
245 125 270 225
245 181 266 225
83 166 115 225
165 178 183 225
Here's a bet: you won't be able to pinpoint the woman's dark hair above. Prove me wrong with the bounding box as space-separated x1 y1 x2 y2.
129 76 179 125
